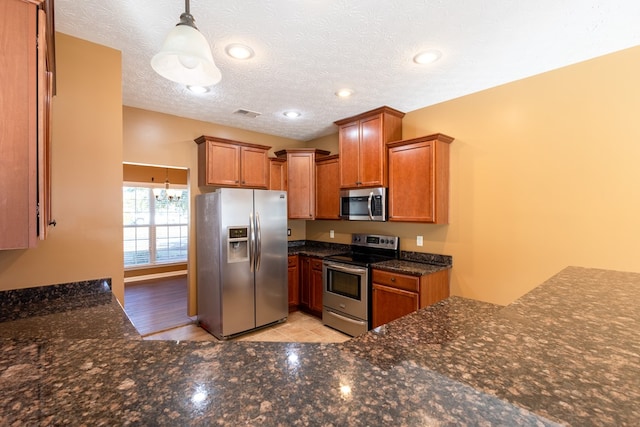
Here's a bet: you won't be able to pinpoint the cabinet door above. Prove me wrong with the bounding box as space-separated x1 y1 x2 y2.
299 256 311 308
310 259 324 315
287 152 315 219
315 156 340 219
371 284 419 328
0 0 39 249
388 135 452 224
358 114 385 187
269 158 287 191
241 146 268 188
287 255 299 311
388 141 434 222
204 142 241 186
338 121 360 188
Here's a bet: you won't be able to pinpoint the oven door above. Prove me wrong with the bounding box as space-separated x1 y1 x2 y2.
322 261 368 321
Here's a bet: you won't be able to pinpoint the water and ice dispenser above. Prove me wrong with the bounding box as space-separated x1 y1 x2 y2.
227 226 249 263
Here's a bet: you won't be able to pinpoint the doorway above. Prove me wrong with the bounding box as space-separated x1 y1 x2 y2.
122 163 191 335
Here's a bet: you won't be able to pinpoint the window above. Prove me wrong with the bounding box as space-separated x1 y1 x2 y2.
123 184 188 268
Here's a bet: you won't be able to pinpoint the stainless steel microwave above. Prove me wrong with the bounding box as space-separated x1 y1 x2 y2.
339 187 387 221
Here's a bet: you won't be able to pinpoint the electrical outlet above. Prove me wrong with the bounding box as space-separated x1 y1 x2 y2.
330 230 335 238
416 235 423 246
287 228 291 236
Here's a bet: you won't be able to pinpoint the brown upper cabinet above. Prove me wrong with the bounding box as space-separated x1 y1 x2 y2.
0 0 55 250
315 155 341 220
269 157 287 191
334 106 404 189
387 134 454 223
275 148 330 219
195 136 270 189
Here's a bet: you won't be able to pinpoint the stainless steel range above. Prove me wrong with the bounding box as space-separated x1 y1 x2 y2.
322 233 400 336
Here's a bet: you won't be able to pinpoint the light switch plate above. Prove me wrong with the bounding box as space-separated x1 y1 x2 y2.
330 230 335 238
287 228 291 236
417 235 423 246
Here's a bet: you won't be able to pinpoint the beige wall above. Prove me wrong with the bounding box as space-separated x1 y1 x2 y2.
0 34 124 301
4 32 638 311
123 106 304 315
308 45 640 305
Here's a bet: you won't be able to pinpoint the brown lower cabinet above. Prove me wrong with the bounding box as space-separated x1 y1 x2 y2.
371 268 450 328
299 255 323 318
287 255 299 312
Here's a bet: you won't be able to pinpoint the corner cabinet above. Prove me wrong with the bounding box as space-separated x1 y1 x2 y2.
275 148 330 219
299 255 323 318
334 106 404 189
387 134 454 224
269 157 287 191
0 0 55 250
315 154 341 220
195 135 270 189
288 255 299 312
371 268 450 329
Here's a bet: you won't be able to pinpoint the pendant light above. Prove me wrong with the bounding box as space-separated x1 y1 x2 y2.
151 0 222 87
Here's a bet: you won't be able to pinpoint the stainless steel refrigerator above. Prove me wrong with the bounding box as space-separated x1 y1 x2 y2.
196 188 288 339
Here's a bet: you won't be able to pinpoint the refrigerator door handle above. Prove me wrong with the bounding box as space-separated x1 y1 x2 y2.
249 212 255 272
255 212 262 271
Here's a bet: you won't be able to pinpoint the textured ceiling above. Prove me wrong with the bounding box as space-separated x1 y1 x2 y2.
54 0 640 141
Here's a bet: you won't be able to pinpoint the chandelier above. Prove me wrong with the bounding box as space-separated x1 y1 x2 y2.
153 168 182 202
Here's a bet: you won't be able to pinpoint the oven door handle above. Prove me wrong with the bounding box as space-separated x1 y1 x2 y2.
325 309 367 326
324 262 367 275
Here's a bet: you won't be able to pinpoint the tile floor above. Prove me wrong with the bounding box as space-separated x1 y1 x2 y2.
144 310 351 343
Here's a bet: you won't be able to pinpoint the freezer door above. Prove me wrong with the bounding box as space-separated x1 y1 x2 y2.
218 188 256 336
253 190 288 327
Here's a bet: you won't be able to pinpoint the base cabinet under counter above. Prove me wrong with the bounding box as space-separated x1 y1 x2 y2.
288 255 299 312
299 255 323 318
371 268 450 329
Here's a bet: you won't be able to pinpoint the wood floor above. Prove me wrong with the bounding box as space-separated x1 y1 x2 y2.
124 276 195 336
124 276 350 343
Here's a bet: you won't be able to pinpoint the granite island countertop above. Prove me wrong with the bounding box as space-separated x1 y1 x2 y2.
2 266 639 425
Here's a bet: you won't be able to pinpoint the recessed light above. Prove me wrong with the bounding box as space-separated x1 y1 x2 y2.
187 85 210 94
225 44 255 60
413 49 442 65
335 88 354 98
283 111 301 119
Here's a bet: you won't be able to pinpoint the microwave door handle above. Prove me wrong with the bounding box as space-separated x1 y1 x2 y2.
367 191 374 220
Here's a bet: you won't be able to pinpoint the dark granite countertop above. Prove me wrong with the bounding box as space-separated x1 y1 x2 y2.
2 266 639 425
288 240 453 275
287 240 349 258
371 258 449 275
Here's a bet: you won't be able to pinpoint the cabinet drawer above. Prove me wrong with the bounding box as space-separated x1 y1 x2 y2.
372 269 419 292
311 258 323 271
288 255 298 267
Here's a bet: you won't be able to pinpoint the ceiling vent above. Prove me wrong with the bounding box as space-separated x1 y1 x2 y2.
233 109 261 118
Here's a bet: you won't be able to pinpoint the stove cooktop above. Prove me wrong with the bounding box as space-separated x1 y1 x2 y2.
324 233 400 267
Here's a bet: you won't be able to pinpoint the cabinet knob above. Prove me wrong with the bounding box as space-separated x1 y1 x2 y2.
391 277 396 282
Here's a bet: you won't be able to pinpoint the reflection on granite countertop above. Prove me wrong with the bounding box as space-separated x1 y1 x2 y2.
2 266 640 425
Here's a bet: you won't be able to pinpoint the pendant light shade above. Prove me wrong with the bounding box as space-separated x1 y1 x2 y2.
151 0 222 87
